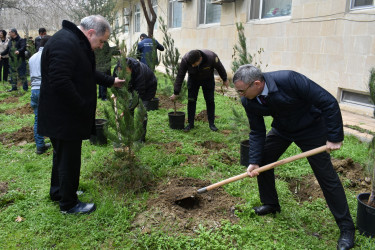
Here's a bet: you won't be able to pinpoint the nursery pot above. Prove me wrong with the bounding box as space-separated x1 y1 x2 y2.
240 139 250 167
168 111 185 130
356 192 375 237
90 119 108 145
147 97 159 111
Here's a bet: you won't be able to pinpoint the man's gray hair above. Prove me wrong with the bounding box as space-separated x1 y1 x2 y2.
233 64 264 85
80 15 111 36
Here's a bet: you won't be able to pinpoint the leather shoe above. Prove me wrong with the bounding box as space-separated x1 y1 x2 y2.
337 230 355 250
61 202 96 214
36 143 51 154
253 204 281 215
184 124 194 132
209 124 218 132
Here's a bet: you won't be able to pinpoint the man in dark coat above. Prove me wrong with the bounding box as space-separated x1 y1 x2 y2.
0 28 28 91
233 65 355 250
113 57 157 141
137 33 164 70
38 15 124 214
170 49 229 132
34 28 47 51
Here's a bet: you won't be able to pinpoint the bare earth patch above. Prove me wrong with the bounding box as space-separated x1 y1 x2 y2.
4 104 33 115
158 95 185 111
132 177 243 235
288 158 371 202
0 182 8 196
0 96 19 104
0 126 34 146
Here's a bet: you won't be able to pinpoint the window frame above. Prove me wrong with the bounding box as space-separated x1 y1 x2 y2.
249 0 292 21
123 8 130 34
134 3 141 33
169 0 183 28
199 0 222 25
350 0 375 10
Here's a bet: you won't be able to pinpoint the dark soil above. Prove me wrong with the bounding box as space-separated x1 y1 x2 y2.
132 177 243 235
158 95 185 111
0 96 19 104
288 158 371 202
0 126 34 146
0 182 8 196
4 104 33 115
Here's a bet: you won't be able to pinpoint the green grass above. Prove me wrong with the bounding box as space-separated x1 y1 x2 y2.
0 80 374 249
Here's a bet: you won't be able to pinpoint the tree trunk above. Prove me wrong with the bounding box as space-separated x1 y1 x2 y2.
140 0 156 37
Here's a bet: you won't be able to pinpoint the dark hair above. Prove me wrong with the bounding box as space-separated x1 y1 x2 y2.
38 28 46 34
186 50 201 65
0 30 6 38
10 28 17 35
40 35 51 47
140 33 148 39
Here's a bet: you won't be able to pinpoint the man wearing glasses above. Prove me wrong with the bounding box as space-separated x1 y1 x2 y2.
233 65 355 250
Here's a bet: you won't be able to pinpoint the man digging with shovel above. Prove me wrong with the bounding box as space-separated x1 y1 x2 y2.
233 65 355 250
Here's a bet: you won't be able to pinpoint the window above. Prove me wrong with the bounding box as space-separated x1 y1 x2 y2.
115 12 120 30
350 0 374 9
123 8 129 33
169 0 182 28
152 0 158 30
134 3 141 33
341 90 374 107
250 0 292 20
199 0 221 24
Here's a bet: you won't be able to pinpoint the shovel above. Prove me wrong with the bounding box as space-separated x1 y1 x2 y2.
197 145 327 194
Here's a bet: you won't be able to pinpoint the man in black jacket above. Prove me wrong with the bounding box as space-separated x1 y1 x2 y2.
170 49 229 132
0 28 28 91
113 57 157 141
233 65 355 250
38 15 124 214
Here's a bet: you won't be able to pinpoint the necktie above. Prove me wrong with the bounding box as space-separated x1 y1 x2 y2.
258 95 267 105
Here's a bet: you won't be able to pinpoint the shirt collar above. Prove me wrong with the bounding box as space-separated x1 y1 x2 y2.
259 81 269 96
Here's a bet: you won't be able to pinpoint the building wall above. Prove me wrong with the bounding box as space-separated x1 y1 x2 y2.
118 0 375 116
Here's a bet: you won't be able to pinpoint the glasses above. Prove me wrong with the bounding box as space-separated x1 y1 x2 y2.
236 81 254 95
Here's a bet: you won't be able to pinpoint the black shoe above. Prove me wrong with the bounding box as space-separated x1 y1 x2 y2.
337 230 355 250
253 204 281 215
209 124 218 132
184 124 194 132
7 88 17 92
36 143 51 154
61 202 96 214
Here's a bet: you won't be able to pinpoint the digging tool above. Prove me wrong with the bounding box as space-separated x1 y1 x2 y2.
197 145 327 194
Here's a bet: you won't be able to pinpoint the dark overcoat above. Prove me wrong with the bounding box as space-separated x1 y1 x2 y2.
38 20 114 140
241 70 344 165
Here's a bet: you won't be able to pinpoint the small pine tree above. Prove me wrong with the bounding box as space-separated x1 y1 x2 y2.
159 16 187 113
367 67 375 207
104 41 147 158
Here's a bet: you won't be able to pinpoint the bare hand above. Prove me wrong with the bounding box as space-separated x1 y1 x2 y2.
113 77 125 88
326 141 342 153
15 51 19 55
169 94 178 101
247 164 260 177
223 80 229 88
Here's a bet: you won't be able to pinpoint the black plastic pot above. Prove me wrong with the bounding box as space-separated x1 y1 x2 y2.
168 111 185 129
147 97 159 111
90 119 108 145
240 139 250 166
357 192 375 237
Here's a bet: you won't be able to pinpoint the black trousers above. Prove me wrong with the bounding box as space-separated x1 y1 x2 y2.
257 129 355 231
0 57 9 82
187 82 215 126
49 138 82 211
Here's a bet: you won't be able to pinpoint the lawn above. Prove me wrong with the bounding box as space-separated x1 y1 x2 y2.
0 79 374 249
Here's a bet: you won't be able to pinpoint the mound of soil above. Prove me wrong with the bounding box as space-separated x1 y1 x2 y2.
4 104 33 115
0 96 19 104
158 141 183 154
132 177 243 235
198 141 227 151
288 158 371 202
0 126 34 146
158 95 185 111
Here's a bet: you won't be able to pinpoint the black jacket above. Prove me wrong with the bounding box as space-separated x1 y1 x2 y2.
113 57 157 101
174 49 227 95
241 70 343 165
38 20 114 140
1 35 26 61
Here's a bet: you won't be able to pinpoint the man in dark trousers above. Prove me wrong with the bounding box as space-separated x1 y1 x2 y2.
170 49 229 132
38 15 124 214
113 57 157 142
0 28 28 91
233 64 355 250
137 33 164 70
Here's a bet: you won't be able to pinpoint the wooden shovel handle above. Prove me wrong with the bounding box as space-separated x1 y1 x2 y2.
197 145 327 194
